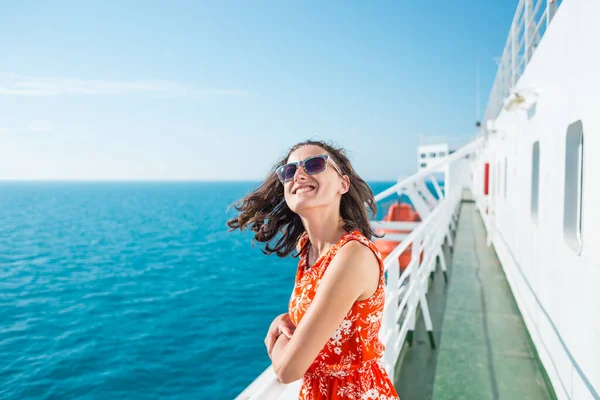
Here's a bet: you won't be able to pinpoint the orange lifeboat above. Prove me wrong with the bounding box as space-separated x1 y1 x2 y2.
374 203 423 271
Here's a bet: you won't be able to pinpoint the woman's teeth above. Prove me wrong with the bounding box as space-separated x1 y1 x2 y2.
296 187 314 194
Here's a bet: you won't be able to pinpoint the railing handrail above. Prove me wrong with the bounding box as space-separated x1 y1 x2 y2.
481 0 562 132
380 194 449 263
374 138 484 203
375 185 463 372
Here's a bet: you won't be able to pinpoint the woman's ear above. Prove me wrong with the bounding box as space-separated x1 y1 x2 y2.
340 176 350 194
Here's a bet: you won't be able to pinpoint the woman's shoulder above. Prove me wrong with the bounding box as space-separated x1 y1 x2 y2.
342 230 382 257
338 233 382 264
326 234 382 300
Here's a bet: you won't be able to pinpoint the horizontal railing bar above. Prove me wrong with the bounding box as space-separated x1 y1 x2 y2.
379 233 410 242
531 0 544 23
370 221 420 231
531 10 548 43
397 288 412 320
374 138 483 203
397 263 413 288
396 308 416 348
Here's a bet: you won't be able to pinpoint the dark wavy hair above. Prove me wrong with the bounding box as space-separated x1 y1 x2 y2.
226 139 381 257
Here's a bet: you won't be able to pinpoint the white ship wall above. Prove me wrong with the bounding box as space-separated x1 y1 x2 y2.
447 157 471 192
472 0 600 399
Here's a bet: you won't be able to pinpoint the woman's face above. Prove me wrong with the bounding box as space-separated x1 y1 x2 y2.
282 145 349 214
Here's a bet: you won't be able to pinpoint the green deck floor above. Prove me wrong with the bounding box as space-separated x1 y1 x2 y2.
394 198 555 400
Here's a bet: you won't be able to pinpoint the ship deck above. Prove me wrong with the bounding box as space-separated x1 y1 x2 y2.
393 194 556 399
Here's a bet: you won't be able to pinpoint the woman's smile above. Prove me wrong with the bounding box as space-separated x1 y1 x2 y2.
293 185 316 195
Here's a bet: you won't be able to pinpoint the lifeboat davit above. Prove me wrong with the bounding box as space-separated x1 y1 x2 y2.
374 202 423 271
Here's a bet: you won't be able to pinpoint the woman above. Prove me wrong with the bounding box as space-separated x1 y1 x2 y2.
228 140 400 399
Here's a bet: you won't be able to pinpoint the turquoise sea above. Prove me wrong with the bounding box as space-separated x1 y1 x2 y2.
0 181 403 399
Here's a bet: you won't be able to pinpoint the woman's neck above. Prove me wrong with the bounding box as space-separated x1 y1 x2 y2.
301 212 346 260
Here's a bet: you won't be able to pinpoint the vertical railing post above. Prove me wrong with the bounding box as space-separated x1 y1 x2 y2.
407 232 421 346
504 54 510 100
444 164 450 201
382 257 400 377
387 256 400 338
497 63 503 109
547 0 557 25
524 0 532 63
511 12 518 87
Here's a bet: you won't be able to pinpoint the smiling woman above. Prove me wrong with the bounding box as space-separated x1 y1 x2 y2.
227 140 400 399
226 140 380 257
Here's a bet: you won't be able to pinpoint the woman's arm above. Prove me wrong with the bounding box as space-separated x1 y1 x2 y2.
270 332 290 360
270 241 380 384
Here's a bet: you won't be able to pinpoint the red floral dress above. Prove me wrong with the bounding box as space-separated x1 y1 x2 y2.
288 229 400 400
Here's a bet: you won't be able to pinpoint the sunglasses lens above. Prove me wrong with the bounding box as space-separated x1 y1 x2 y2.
280 164 297 182
305 156 327 174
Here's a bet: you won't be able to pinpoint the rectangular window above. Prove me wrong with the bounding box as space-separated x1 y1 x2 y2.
429 152 437 158
439 152 446 157
420 153 426 159
563 121 584 254
497 161 501 198
531 141 540 224
420 162 427 168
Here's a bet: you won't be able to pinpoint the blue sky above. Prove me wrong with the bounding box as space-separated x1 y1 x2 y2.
0 1 517 181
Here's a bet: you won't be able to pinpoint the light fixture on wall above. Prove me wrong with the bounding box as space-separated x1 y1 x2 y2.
504 88 538 112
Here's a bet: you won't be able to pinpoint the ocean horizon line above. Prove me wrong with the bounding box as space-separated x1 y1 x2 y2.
0 179 401 184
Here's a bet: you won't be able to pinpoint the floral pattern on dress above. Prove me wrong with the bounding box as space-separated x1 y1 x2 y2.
288 229 400 400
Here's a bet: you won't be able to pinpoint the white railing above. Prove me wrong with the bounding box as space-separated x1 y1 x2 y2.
236 138 484 400
369 184 461 376
482 0 562 132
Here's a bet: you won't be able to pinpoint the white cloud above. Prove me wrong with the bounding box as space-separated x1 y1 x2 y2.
0 73 251 97
28 121 53 133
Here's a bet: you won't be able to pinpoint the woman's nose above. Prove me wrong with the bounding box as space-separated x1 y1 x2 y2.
293 165 309 181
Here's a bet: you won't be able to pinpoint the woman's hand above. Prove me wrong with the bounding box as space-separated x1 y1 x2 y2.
265 313 296 358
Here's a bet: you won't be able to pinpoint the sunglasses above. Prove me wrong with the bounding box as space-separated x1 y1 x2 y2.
275 154 343 183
